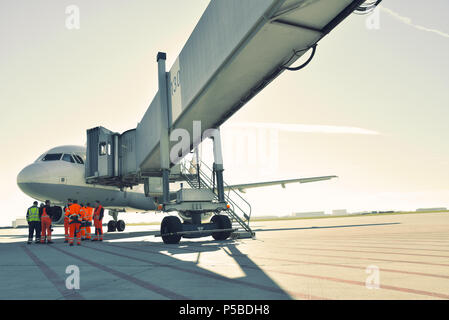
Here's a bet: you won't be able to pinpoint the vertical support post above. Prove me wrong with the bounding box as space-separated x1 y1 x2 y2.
144 178 150 197
191 212 202 225
162 169 170 203
113 134 119 177
194 147 201 188
212 129 225 203
157 52 171 204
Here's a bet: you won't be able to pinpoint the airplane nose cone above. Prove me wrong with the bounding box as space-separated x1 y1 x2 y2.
17 164 49 197
17 164 38 184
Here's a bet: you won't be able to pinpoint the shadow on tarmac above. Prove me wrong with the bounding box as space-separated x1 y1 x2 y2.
0 229 294 300
0 222 402 299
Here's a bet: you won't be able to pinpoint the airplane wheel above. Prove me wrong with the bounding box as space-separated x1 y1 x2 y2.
108 220 117 232
211 215 232 240
161 216 182 244
116 220 125 232
51 206 63 223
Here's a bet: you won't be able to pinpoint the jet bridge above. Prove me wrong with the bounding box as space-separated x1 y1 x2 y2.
85 0 376 243
87 0 367 182
140 0 368 173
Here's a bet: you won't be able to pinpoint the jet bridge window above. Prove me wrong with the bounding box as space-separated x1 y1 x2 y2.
42 153 62 161
99 142 107 156
62 154 75 163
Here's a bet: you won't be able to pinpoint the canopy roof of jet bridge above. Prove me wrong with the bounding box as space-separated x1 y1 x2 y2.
135 0 366 174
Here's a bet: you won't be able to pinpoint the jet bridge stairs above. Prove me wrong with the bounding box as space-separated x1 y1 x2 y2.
180 160 255 239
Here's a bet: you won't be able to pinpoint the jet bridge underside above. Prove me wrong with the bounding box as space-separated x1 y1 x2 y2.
138 0 365 173
86 0 366 187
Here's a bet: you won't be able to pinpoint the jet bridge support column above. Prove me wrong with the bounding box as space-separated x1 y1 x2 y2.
212 129 225 203
157 52 171 204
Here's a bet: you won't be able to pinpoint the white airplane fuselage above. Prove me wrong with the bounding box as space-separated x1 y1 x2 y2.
17 146 157 221
17 145 337 226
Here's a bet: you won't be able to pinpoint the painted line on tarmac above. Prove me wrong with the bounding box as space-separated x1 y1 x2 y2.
251 256 449 280
338 237 449 243
298 238 449 246
136 241 449 280
86 243 326 300
285 246 449 259
259 269 449 299
268 250 449 268
153 240 449 268
48 245 188 300
286 241 449 253
22 245 84 300
109 242 448 299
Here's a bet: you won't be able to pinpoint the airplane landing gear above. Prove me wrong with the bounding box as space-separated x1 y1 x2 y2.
116 220 126 232
108 220 117 232
107 210 125 232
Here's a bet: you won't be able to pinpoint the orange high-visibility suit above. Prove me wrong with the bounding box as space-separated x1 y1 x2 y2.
64 204 71 242
40 206 52 243
93 205 104 241
68 203 82 245
85 207 94 240
79 206 87 240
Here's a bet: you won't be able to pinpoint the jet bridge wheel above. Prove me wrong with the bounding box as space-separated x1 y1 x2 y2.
211 215 232 240
161 216 182 244
116 220 125 232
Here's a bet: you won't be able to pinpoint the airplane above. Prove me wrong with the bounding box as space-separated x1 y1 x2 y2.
17 145 337 232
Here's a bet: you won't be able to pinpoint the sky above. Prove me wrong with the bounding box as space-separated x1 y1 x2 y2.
0 0 448 226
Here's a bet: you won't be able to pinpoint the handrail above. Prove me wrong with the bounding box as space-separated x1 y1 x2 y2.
179 160 253 233
201 166 251 223
196 165 253 232
197 161 252 222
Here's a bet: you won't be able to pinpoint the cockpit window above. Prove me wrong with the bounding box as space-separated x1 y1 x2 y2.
73 155 84 164
42 153 62 161
35 153 45 162
62 154 75 163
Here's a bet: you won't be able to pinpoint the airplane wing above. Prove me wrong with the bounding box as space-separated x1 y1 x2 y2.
224 176 338 193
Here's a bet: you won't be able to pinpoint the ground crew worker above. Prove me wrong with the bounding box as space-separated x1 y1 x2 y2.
79 204 87 241
92 200 104 241
68 199 82 246
63 199 72 243
40 200 53 244
84 203 94 240
26 201 41 244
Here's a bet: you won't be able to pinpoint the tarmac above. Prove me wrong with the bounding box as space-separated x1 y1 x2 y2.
0 212 448 300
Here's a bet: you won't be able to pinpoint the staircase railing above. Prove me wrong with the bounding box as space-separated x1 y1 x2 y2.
180 160 253 235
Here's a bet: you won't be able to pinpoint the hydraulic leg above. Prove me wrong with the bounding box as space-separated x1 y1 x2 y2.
212 128 225 203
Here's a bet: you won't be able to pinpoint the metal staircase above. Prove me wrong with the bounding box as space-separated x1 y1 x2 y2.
180 160 255 237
